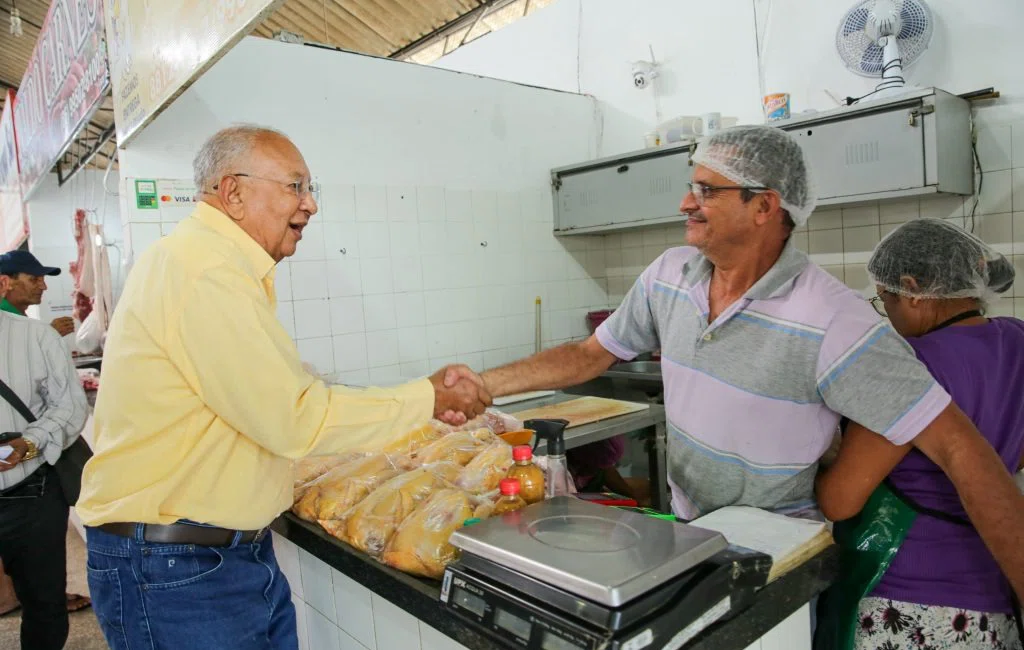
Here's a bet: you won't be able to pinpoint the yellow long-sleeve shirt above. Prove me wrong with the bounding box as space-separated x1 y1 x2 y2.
76 202 433 530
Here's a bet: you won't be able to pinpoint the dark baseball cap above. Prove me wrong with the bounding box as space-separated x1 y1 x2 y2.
0 251 61 277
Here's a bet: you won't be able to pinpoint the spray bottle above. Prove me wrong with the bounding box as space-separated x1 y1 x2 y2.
525 418 572 499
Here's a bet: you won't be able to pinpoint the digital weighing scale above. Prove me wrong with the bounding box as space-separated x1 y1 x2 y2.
441 497 772 650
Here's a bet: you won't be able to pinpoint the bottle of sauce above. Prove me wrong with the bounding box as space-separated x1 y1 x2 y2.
506 445 545 504
492 478 528 515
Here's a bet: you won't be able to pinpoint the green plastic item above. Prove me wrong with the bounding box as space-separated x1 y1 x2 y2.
815 482 917 650
612 506 679 522
462 518 483 527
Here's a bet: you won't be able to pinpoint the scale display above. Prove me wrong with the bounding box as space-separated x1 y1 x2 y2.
495 609 532 641
541 631 585 650
453 587 487 618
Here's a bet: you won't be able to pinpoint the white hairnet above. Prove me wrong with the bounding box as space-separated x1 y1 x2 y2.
690 125 817 226
867 218 1015 302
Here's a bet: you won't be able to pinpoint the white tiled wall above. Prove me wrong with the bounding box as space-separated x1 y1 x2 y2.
274 184 611 385
274 532 474 650
602 121 1024 321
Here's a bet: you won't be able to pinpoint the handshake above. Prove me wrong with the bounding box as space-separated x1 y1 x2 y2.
429 365 493 425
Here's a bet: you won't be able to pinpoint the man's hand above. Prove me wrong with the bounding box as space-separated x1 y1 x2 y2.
430 365 491 425
0 438 29 471
51 317 74 337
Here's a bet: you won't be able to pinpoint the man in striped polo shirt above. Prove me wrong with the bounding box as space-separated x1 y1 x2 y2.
474 125 1024 597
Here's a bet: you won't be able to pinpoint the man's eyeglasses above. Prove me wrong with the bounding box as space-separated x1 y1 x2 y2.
214 173 320 202
687 181 770 207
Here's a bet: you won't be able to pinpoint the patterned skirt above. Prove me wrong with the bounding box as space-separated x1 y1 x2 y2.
854 596 1021 650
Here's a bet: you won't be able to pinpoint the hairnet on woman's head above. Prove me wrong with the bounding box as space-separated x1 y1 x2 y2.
690 125 817 226
867 218 1015 301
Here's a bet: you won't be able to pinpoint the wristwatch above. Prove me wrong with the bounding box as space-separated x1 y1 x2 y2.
22 439 39 461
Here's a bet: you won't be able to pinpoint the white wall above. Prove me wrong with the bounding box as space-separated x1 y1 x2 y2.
755 0 1024 318
436 0 763 156
26 169 123 324
437 0 1024 319
117 37 611 388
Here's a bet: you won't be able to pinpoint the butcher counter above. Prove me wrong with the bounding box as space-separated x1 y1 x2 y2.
270 392 839 650
271 516 837 650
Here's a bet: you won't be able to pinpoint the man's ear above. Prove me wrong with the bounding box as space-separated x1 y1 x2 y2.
217 175 245 208
752 191 783 227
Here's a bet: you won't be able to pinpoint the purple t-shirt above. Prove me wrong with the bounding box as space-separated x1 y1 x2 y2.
871 317 1024 614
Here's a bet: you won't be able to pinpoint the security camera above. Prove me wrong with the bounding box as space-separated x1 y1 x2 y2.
632 62 657 90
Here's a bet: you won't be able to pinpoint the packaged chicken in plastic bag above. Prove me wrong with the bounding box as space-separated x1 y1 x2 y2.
381 488 478 578
293 452 371 500
455 442 514 493
292 454 402 522
399 431 493 469
381 420 455 457
455 409 522 435
332 461 461 555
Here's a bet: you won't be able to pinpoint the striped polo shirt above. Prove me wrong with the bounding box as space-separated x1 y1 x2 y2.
596 241 951 520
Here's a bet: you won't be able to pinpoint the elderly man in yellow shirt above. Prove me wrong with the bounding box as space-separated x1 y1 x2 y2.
76 125 490 650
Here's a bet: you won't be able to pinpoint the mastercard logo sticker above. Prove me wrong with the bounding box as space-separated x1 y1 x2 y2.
160 195 172 202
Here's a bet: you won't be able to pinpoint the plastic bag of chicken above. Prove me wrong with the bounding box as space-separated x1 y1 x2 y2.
380 420 455 458
455 441 514 493
381 488 478 579
453 409 522 435
293 452 371 500
397 430 495 470
292 454 402 522
329 462 461 556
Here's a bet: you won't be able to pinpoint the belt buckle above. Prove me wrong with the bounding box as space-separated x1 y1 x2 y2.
253 527 269 543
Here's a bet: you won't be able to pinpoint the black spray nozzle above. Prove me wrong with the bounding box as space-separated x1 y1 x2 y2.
525 418 569 456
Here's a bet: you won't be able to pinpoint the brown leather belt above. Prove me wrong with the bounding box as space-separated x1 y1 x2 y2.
98 521 269 547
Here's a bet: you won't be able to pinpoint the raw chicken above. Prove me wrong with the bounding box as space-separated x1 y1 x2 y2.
400 432 491 469
381 420 454 457
381 489 475 578
456 442 514 493
292 454 401 522
337 463 457 556
456 410 521 435
293 452 369 493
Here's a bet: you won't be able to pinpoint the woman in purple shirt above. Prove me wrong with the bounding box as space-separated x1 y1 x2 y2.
818 219 1023 650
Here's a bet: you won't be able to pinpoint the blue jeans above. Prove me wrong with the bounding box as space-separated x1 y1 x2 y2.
85 524 297 650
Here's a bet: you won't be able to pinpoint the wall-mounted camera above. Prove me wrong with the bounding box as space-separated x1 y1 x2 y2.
631 61 658 90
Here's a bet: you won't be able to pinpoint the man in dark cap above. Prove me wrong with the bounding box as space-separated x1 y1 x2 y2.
0 251 74 337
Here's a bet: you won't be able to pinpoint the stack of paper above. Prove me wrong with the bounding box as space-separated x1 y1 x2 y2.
690 506 834 583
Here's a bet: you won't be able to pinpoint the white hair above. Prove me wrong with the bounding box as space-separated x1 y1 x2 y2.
193 124 289 192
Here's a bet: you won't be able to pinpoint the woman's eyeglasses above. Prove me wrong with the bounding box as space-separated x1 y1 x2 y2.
869 291 890 317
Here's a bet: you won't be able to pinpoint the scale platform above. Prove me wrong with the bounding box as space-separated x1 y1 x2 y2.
449 496 728 607
442 498 772 650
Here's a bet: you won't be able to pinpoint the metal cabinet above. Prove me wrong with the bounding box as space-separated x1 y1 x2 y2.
551 87 972 235
551 144 693 235
776 88 973 206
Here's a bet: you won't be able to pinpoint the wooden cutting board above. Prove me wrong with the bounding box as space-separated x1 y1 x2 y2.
512 396 649 429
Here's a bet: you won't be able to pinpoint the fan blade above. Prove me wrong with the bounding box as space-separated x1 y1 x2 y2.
842 7 870 36
861 43 884 74
897 5 929 38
